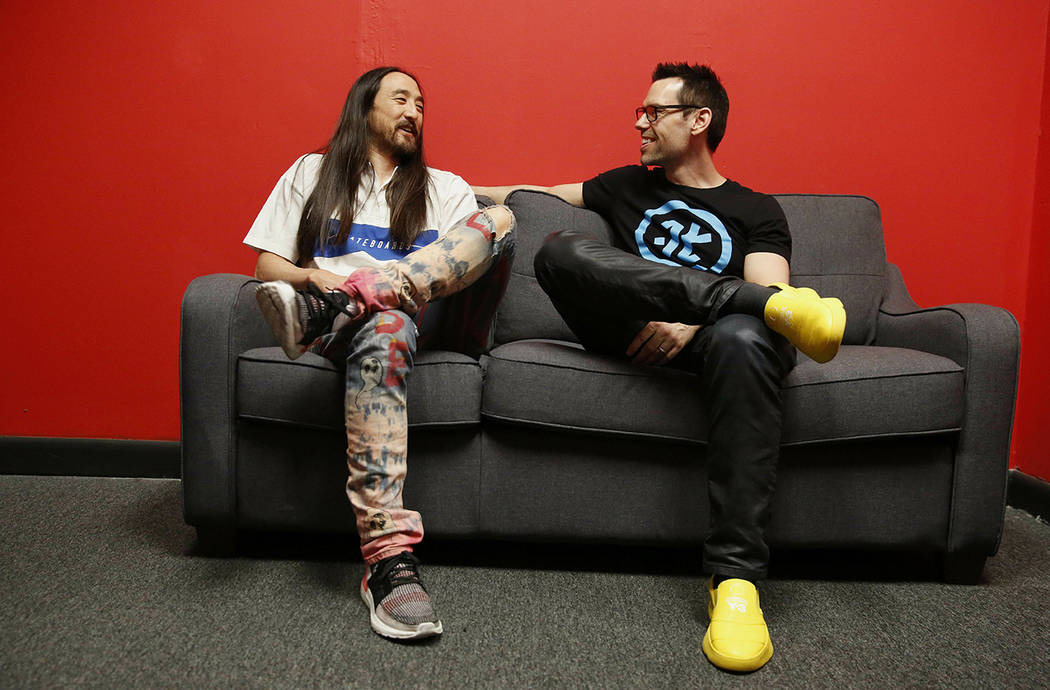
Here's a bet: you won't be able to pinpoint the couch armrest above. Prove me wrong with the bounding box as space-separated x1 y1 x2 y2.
875 263 1020 559
179 273 271 531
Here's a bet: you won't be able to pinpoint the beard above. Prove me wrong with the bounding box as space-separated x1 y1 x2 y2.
368 108 421 161
385 122 419 160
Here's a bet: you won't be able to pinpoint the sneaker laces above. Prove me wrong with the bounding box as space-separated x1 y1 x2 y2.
371 551 427 590
308 283 360 318
296 285 361 345
294 286 340 345
369 552 435 626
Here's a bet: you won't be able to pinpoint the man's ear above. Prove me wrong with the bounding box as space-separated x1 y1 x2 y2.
690 107 713 137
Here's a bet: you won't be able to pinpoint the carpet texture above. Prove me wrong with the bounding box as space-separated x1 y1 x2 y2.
1 476 1047 688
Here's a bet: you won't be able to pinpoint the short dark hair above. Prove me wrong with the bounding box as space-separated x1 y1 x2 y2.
651 63 729 153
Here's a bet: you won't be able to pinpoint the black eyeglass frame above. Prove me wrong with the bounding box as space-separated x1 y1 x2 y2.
635 104 702 123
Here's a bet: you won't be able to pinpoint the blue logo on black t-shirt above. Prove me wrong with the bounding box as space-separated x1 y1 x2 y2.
634 200 732 273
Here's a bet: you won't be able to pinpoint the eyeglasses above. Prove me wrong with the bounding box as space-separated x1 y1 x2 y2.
635 104 701 123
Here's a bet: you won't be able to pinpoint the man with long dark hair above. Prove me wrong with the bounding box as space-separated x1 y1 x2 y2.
245 67 515 641
474 63 845 672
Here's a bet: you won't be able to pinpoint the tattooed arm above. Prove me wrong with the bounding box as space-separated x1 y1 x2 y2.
471 183 585 208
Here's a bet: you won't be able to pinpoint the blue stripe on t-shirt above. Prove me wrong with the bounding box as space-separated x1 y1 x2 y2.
314 221 439 262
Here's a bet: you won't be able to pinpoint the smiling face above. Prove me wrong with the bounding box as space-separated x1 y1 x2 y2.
635 77 697 167
367 71 424 160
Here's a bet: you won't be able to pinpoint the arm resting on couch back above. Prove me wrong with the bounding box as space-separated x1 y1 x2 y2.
875 263 1020 566
180 273 272 542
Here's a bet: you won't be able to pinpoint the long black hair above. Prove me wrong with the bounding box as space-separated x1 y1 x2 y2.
295 66 431 263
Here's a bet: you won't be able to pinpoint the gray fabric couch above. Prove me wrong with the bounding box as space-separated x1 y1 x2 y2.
180 190 1019 583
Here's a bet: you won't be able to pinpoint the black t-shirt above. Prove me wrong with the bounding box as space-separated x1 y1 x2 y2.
582 165 791 279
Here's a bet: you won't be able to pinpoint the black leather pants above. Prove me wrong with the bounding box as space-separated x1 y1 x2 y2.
534 230 795 580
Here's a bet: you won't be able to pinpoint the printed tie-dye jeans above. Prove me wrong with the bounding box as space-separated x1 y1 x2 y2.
317 206 515 565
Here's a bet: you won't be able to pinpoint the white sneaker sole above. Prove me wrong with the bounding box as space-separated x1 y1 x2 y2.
360 578 443 640
255 281 306 360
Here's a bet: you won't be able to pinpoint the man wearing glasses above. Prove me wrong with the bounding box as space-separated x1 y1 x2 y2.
473 62 845 673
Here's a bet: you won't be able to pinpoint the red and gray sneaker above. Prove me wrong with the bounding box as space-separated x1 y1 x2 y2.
255 281 360 360
360 551 443 640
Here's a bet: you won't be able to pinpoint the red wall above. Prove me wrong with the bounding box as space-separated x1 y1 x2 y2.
2 1 1048 479
1013 6 1050 482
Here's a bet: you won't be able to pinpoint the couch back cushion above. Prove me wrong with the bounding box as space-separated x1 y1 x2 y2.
494 191 610 344
496 190 886 346
774 194 886 345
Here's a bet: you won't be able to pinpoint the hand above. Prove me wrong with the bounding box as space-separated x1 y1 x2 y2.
306 269 348 292
626 321 701 366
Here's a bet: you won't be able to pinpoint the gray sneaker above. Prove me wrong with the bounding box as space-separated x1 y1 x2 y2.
360 551 443 640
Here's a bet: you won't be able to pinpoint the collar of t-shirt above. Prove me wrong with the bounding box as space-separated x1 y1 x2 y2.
361 163 397 201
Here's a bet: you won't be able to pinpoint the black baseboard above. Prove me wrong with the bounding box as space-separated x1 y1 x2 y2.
1007 469 1050 522
0 436 180 478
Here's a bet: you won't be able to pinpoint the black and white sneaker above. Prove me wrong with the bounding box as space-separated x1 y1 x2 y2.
360 551 443 640
255 282 358 360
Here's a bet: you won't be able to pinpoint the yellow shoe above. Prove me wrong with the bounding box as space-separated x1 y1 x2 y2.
701 577 773 672
763 283 846 363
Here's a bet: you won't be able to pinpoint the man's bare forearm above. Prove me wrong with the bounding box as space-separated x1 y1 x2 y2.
742 252 790 287
255 251 311 286
471 185 546 204
254 251 348 291
471 183 585 208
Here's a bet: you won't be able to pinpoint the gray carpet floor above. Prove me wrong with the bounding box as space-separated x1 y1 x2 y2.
1 475 1048 688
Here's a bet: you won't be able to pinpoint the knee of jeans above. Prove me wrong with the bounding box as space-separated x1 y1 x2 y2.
706 314 775 356
471 204 515 259
481 204 515 240
533 230 578 279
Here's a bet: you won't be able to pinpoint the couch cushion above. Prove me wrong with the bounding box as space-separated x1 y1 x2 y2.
237 348 483 430
780 346 963 444
497 190 615 344
481 340 963 445
774 195 887 346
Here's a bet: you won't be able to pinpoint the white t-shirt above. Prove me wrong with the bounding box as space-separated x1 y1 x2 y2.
244 153 478 274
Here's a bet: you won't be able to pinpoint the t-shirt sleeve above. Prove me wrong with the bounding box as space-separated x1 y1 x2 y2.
437 173 480 233
243 154 317 263
746 195 792 262
582 165 646 214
